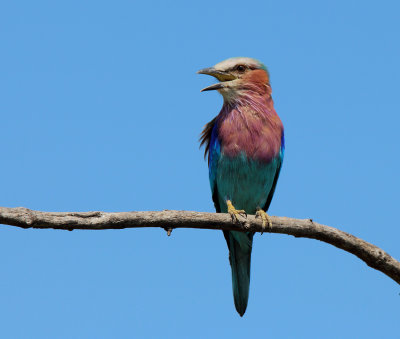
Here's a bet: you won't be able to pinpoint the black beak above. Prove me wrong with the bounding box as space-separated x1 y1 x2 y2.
197 67 230 77
197 67 236 92
200 82 225 92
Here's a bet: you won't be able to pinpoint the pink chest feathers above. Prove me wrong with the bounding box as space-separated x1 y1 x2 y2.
218 102 283 163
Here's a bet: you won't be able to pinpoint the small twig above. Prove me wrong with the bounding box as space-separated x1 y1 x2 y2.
164 227 173 236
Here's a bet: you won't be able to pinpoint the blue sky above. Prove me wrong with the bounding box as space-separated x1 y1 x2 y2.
1 0 399 338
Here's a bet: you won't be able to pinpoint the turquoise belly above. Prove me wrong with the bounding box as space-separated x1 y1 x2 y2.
216 153 279 214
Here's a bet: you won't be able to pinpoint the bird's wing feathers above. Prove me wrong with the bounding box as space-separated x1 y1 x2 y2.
262 133 285 212
209 124 221 213
199 116 218 163
200 117 221 212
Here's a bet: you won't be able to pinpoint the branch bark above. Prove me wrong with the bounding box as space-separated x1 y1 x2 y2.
1 206 399 285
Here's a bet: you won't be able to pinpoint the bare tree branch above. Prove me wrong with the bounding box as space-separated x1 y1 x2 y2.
0 206 399 284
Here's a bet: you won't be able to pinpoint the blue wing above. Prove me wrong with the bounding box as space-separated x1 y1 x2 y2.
262 132 285 211
208 123 221 212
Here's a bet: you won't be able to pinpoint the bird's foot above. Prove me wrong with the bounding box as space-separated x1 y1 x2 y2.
255 208 272 234
226 200 247 223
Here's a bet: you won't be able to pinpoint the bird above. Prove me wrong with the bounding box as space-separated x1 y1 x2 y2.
198 57 284 316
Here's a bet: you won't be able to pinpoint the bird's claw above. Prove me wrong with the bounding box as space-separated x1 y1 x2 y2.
255 208 272 234
227 200 247 223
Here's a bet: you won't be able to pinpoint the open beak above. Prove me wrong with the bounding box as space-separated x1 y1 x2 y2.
197 67 236 92
199 82 225 92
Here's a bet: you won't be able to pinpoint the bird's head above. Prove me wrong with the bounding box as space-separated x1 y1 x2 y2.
197 57 270 101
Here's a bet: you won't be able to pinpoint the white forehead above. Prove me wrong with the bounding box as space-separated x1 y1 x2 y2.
214 57 262 71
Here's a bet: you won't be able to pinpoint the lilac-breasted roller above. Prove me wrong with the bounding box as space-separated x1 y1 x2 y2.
198 57 284 316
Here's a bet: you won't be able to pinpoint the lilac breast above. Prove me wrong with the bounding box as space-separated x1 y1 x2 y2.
217 98 283 163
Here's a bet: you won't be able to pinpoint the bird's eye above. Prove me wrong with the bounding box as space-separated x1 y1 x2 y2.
236 65 246 72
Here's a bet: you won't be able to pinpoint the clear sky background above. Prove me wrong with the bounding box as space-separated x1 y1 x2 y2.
1 1 399 338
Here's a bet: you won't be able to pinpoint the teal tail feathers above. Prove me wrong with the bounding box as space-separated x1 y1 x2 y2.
224 230 254 317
